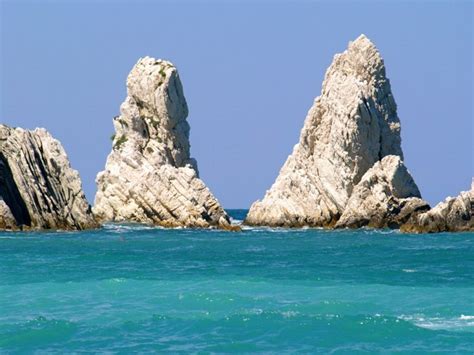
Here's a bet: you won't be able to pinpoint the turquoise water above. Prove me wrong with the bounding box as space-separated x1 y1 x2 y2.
1 209 473 353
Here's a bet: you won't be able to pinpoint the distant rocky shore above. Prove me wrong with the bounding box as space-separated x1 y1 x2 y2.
1 35 472 232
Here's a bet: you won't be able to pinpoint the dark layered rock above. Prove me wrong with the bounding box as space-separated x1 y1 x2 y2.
0 124 97 230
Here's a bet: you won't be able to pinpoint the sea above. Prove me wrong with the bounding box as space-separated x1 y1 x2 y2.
1 209 473 353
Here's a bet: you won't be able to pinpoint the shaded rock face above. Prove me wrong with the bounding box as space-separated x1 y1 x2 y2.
0 197 17 229
401 181 474 233
245 35 409 227
336 155 430 229
94 57 231 229
0 125 97 230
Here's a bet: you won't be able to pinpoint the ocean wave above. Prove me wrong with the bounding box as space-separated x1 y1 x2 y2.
102 223 156 232
0 316 77 349
164 245 195 251
0 235 23 239
2 310 471 352
240 226 297 233
240 225 406 235
106 278 128 283
399 314 474 331
369 229 400 235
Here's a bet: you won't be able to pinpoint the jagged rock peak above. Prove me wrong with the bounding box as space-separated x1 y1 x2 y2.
0 124 97 230
334 34 386 83
245 35 404 227
94 57 234 229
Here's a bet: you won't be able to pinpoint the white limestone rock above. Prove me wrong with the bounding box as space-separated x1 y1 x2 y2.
245 35 404 227
336 155 429 229
94 57 233 229
401 180 474 233
0 124 97 230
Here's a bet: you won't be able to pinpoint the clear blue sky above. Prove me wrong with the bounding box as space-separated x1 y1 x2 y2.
1 0 472 208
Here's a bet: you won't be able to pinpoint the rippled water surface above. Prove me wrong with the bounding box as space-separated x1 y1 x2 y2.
1 210 473 353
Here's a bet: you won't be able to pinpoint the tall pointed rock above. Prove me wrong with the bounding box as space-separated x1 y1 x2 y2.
245 35 414 227
94 57 231 229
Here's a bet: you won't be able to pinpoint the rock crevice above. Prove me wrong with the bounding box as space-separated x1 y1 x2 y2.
335 155 430 229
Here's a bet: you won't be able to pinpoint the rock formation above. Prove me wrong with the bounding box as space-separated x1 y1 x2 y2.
401 181 474 233
335 155 430 229
0 197 17 229
94 57 233 229
245 34 418 227
0 124 97 230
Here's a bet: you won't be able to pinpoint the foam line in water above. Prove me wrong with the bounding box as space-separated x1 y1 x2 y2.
399 314 474 331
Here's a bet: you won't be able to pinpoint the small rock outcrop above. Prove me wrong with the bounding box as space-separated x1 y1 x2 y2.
336 155 430 229
401 181 474 233
94 57 232 229
0 124 97 230
0 197 16 229
245 35 410 227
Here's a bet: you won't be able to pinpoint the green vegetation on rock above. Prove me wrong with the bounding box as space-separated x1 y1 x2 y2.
113 135 128 150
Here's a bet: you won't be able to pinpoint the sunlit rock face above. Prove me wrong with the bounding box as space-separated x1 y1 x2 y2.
401 181 474 233
0 124 97 230
245 35 412 227
94 57 232 229
336 155 429 229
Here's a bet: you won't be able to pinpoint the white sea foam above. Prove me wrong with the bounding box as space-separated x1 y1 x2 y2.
166 245 195 252
282 311 299 318
108 278 127 283
399 314 474 331
102 223 154 231
362 228 400 235
241 226 295 233
102 222 191 232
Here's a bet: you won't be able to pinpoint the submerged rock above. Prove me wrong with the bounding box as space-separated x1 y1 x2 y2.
245 35 407 227
94 57 233 229
401 181 474 233
0 124 97 230
336 155 429 229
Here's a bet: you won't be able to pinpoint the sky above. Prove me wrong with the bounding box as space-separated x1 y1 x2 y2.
1 0 472 209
